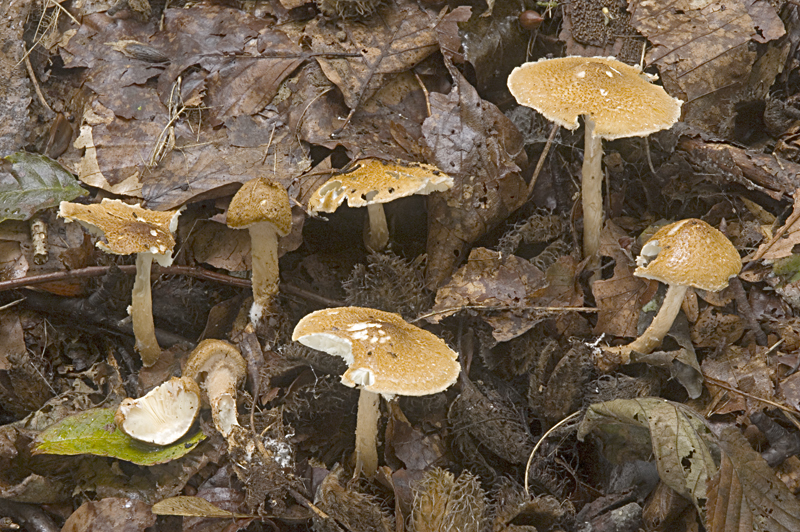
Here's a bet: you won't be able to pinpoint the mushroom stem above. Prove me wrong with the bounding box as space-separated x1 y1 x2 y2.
354 389 381 478
582 117 604 267
366 203 389 252
247 222 280 324
205 366 240 437
626 283 688 354
131 252 161 367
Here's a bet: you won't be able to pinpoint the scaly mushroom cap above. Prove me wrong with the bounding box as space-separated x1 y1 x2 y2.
226 177 292 236
292 307 460 397
58 199 181 266
114 377 201 446
507 56 682 140
308 159 453 214
634 219 742 292
183 339 247 399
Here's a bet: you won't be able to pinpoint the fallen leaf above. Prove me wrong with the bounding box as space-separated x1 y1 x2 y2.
706 427 800 532
755 191 800 261
578 398 718 516
152 495 254 518
702 345 775 415
422 65 527 286
62 498 155 532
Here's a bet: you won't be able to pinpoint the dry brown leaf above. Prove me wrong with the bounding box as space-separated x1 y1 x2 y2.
691 307 745 348
702 345 775 415
592 222 653 338
308 0 439 113
706 427 800 532
422 66 527 286
62 498 156 532
755 191 800 261
631 0 786 137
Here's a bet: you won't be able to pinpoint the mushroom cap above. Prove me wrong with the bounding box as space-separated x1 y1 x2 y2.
227 177 292 236
308 159 453 214
59 199 181 266
634 219 742 292
507 56 682 140
183 339 247 396
114 377 201 446
292 307 460 397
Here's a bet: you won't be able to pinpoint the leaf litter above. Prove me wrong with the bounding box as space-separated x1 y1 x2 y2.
0 0 800 531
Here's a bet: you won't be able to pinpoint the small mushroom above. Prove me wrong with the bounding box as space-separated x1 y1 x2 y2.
114 376 201 446
308 159 453 252
226 177 292 325
292 306 460 477
507 56 682 267
600 219 742 370
58 199 181 367
183 339 247 438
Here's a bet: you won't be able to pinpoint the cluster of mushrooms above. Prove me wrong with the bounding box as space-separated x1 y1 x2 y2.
57 55 744 478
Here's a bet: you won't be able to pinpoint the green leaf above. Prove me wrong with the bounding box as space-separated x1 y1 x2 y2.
577 398 719 517
32 407 205 466
0 152 88 222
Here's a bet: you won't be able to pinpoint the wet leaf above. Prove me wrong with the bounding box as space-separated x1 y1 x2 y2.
33 407 205 466
578 398 718 515
706 427 800 532
0 152 87 223
422 66 527 286
152 495 254 518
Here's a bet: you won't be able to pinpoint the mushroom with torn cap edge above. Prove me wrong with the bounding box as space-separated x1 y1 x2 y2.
292 306 461 477
507 56 682 269
115 376 202 446
308 159 454 252
58 199 182 367
226 177 292 326
598 218 742 371
183 339 248 438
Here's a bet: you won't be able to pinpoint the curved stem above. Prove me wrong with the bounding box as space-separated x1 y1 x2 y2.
354 389 380 478
366 203 389 252
131 253 161 367
248 222 279 324
582 117 604 269
626 284 689 354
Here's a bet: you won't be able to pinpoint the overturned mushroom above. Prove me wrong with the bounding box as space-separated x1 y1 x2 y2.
183 339 247 438
507 56 682 267
292 306 460 477
59 199 181 367
599 219 741 370
308 159 453 252
115 377 201 446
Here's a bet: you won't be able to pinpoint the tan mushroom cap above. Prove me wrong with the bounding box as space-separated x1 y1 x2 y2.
308 159 453 214
292 307 460 397
227 177 292 236
59 199 180 262
114 376 201 446
507 56 682 140
183 339 247 396
634 219 742 292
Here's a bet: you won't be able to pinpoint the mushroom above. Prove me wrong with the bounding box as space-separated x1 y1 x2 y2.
308 159 453 252
58 199 181 367
292 306 460 477
507 56 682 265
600 219 741 370
226 177 292 326
183 339 247 438
114 376 201 446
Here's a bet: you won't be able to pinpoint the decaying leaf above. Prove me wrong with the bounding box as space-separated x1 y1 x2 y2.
702 345 775 415
61 498 155 532
422 66 528 286
0 152 87 223
33 407 205 466
755 190 800 261
578 398 718 515
592 222 654 339
430 247 548 341
706 427 800 532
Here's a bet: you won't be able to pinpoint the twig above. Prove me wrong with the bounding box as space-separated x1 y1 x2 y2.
524 410 581 496
526 123 559 201
413 70 431 117
705 375 799 415
22 45 53 114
